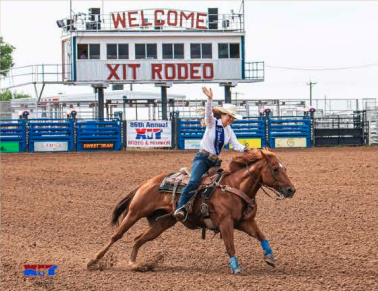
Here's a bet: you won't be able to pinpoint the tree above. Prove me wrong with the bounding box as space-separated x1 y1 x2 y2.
0 37 15 77
1 90 31 101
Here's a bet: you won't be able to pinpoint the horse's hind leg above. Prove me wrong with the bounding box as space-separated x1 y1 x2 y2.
87 210 141 269
237 218 275 267
129 215 177 267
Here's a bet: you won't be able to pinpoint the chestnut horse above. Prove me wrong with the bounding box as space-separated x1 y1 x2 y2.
87 149 296 274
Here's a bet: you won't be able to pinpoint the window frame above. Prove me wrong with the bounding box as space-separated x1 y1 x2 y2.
218 43 240 59
190 43 212 59
107 44 129 60
163 43 184 59
135 43 157 60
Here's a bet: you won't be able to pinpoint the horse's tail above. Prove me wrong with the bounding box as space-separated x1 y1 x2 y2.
111 186 140 226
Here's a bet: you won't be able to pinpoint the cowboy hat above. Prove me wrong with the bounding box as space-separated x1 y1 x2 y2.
213 103 243 120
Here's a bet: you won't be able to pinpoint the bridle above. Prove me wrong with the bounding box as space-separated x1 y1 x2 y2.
245 151 286 200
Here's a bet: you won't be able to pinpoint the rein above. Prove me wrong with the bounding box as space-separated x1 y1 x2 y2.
245 155 286 201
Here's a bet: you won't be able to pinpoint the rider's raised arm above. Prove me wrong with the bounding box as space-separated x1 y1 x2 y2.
229 129 246 152
203 87 215 128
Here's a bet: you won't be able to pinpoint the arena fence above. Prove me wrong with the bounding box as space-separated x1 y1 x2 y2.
268 116 311 148
0 119 27 152
76 119 122 152
0 111 371 153
314 111 368 146
28 118 74 152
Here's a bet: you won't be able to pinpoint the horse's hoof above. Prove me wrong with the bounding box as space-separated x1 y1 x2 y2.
128 261 138 269
232 267 243 275
87 259 98 270
264 255 275 268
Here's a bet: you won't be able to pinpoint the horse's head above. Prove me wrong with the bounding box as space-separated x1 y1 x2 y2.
259 149 296 198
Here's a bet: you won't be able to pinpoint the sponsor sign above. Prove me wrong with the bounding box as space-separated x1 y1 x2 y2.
82 142 115 150
275 137 307 148
184 139 201 150
127 120 171 147
34 142 68 152
230 138 262 149
0 142 20 153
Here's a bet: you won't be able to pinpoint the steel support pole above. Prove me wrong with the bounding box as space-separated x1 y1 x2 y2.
225 86 232 103
97 87 105 119
161 86 168 120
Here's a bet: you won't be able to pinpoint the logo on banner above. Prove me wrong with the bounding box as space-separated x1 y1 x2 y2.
135 128 163 139
23 264 58 277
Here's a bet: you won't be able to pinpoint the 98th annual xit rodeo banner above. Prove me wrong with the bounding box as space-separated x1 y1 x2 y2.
127 121 172 148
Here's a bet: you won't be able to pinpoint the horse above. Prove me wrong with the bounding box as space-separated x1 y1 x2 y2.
87 149 296 274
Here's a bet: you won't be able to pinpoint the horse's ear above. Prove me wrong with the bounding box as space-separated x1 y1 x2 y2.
262 146 271 151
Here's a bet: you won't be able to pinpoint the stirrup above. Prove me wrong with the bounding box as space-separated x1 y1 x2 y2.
173 208 188 222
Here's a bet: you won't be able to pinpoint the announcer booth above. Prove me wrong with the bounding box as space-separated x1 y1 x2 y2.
57 5 264 149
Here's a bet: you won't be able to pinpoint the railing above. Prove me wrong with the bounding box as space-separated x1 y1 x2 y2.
0 64 72 91
244 62 264 81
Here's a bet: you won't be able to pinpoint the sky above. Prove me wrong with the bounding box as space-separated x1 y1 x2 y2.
0 0 377 103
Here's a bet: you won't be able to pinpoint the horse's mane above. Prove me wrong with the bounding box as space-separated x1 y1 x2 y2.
226 149 277 173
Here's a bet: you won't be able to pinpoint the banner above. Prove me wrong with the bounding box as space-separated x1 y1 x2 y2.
34 141 68 152
184 139 201 149
127 120 171 148
82 142 115 150
0 142 20 153
275 137 307 148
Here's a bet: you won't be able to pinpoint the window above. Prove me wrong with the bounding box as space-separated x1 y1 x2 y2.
190 43 212 59
107 44 117 59
78 44 100 59
163 44 184 59
89 44 100 59
107 44 129 59
135 44 157 59
218 43 240 59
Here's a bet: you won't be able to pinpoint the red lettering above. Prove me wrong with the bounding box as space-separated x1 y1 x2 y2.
154 10 165 26
177 63 188 79
203 63 214 79
128 64 141 80
128 11 138 27
196 13 207 29
141 10 152 26
165 64 176 80
107 64 120 80
180 11 194 28
151 64 163 80
111 12 126 29
167 10 178 26
190 63 201 79
122 64 127 80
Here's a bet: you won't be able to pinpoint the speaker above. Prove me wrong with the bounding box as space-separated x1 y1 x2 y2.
208 8 218 29
86 22 101 30
89 8 101 22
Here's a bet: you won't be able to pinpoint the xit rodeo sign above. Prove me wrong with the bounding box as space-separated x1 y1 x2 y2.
111 9 207 30
127 121 171 148
76 60 241 82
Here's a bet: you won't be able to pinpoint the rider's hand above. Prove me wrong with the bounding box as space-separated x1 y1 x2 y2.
202 87 213 100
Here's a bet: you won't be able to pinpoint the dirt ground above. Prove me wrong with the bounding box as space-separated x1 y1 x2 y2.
1 147 377 291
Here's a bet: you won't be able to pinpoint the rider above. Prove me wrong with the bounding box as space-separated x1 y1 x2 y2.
174 87 250 221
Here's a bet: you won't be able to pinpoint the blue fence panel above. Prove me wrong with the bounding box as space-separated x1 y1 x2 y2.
0 119 27 152
28 118 74 152
76 119 122 152
178 117 266 149
268 116 311 148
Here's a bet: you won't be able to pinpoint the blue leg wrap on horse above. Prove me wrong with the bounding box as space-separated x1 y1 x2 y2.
229 256 241 273
261 240 273 256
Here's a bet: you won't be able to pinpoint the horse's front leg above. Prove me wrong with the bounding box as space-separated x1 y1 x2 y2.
237 218 275 268
219 218 242 274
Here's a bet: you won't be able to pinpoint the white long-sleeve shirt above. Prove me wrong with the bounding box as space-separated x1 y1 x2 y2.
200 100 246 154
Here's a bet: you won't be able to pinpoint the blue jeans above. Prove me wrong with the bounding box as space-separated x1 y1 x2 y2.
177 152 220 209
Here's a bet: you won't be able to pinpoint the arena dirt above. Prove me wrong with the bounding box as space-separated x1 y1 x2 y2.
1 147 377 291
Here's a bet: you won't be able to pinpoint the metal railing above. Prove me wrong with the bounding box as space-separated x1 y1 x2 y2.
0 64 72 91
